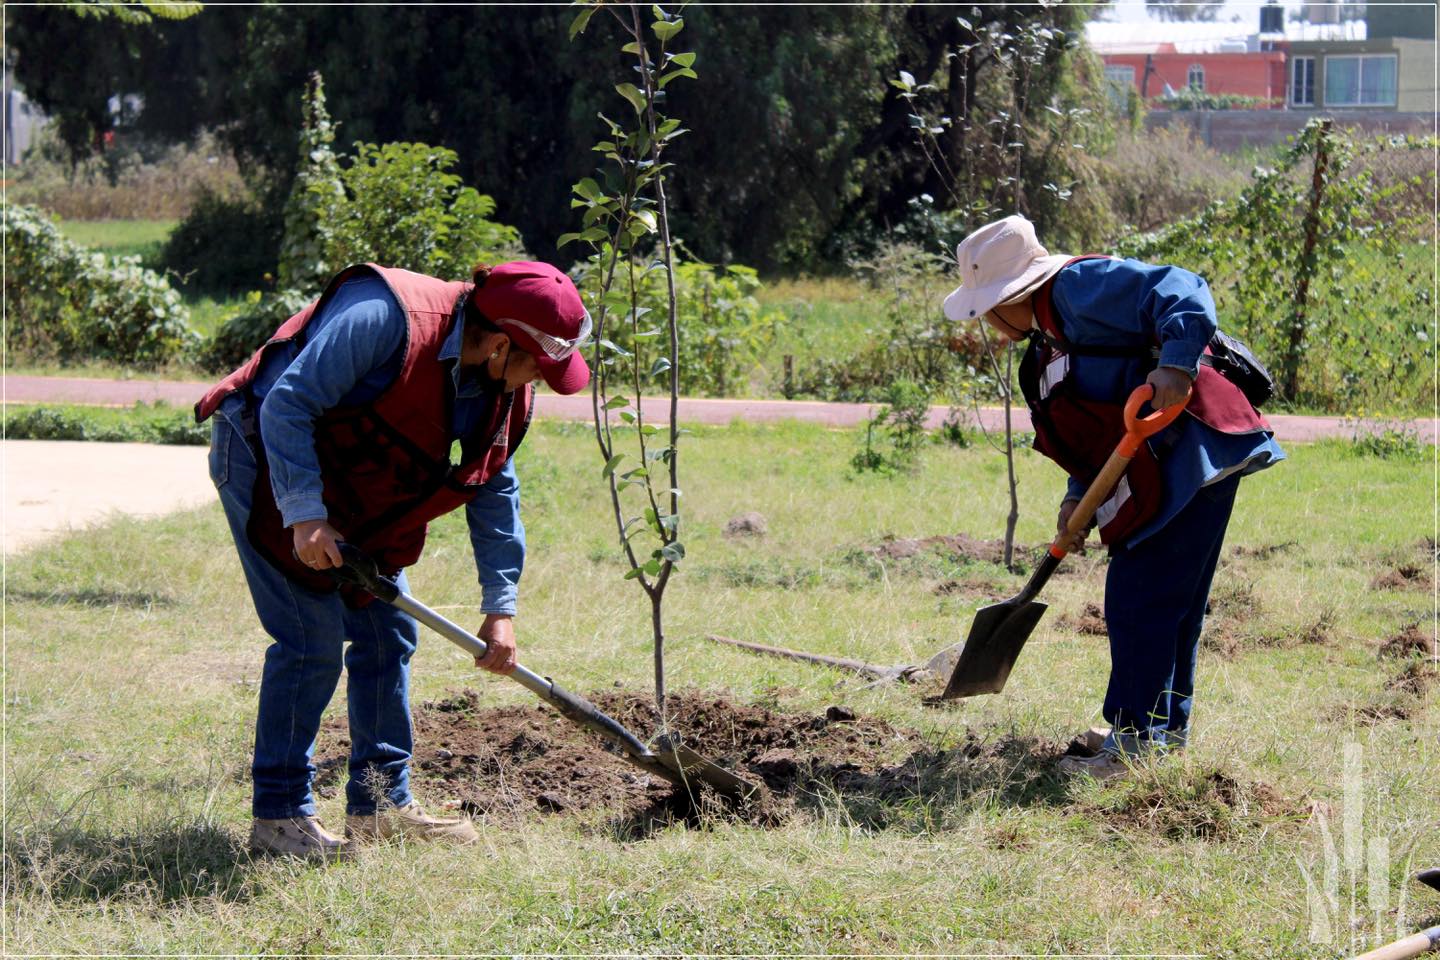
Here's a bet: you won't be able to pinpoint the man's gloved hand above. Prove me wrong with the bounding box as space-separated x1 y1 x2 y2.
1146 366 1194 410
292 519 345 570
1056 498 1089 555
475 614 518 675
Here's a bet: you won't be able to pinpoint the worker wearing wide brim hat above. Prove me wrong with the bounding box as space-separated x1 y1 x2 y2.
942 214 1285 779
196 260 591 857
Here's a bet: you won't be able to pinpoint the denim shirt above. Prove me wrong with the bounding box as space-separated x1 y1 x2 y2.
252 275 524 614
1048 257 1285 548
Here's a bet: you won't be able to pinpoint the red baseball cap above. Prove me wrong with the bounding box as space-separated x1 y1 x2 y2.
471 261 592 395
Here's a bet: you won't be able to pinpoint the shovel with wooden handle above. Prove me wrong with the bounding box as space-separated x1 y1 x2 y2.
937 383 1190 700
330 543 759 804
1349 868 1440 960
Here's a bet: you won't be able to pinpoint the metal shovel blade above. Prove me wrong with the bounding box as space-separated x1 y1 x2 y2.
655 733 760 803
938 597 1049 699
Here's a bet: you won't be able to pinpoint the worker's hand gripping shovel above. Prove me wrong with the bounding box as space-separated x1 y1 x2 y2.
937 383 1190 700
329 543 758 804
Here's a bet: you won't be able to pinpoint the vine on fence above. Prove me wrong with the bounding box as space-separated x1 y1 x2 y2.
565 0 695 721
1119 120 1435 412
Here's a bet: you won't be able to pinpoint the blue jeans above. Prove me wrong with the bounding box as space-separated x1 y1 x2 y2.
1101 472 1241 756
209 394 419 818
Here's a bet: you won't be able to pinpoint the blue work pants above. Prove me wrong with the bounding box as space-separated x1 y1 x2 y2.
1102 472 1241 755
208 394 418 818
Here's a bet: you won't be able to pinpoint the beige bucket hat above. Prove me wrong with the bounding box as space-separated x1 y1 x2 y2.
941 215 1072 322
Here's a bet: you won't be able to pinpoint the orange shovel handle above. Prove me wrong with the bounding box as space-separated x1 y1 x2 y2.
1048 383 1191 560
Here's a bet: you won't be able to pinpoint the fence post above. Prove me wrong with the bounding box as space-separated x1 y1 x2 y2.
782 354 794 399
1287 118 1333 401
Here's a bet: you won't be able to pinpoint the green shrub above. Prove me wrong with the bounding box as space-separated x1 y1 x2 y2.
1099 126 1248 234
2 403 209 445
572 252 782 397
326 141 524 279
850 378 933 476
3 203 197 367
160 189 283 296
198 287 313 373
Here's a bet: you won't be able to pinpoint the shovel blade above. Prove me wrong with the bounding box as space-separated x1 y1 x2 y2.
938 597 1049 699
654 733 760 804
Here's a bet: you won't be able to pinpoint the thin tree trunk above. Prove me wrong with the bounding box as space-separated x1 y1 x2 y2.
1002 342 1019 571
1287 119 1332 400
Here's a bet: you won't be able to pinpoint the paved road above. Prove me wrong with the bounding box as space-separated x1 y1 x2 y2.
5 374 1434 443
2 374 1432 555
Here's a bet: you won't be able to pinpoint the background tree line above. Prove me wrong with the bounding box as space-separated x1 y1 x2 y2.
8 2 1103 275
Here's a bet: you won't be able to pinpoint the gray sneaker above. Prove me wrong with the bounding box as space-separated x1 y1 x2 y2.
346 802 479 846
249 816 351 862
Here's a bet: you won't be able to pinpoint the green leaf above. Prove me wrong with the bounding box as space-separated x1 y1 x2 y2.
640 423 662 436
652 17 683 41
568 5 597 40
661 542 686 562
557 232 584 247
574 177 601 201
657 67 697 88
623 566 645 581
603 394 630 410
666 51 696 68
650 356 672 377
615 83 647 114
642 557 664 576
602 453 626 478
633 209 658 233
621 41 644 55
619 411 637 424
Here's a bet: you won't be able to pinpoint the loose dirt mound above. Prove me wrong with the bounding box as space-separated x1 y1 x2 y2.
1371 564 1433 591
1385 660 1438 698
862 534 1093 578
933 577 1000 599
315 690 973 828
1080 768 1307 841
1057 602 1107 637
867 534 1018 565
1230 541 1298 561
1379 623 1439 659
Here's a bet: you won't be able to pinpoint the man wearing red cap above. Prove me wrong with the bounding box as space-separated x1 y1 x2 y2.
195 260 590 859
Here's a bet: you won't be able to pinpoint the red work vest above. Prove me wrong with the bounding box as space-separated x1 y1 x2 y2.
195 264 533 593
1018 256 1268 545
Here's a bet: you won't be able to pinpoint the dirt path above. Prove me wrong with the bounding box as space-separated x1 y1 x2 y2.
4 374 1433 443
2 439 212 554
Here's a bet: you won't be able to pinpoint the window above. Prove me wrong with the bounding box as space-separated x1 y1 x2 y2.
1323 54 1397 106
1104 65 1136 108
1291 56 1316 106
1187 64 1205 91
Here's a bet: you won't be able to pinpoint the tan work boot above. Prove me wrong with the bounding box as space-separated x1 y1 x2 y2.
249 816 351 862
1065 726 1112 757
1056 750 1133 781
346 802 479 845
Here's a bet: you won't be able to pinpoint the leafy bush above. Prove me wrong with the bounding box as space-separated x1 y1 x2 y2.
850 378 933 476
789 242 981 403
1118 122 1435 412
10 127 244 220
571 252 782 398
3 203 197 367
198 287 313 373
159 189 283 295
1156 90 1270 111
2 403 209 445
325 141 524 279
1099 126 1248 234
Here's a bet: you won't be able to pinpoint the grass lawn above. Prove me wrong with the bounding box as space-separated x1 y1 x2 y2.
5 420 1436 955
54 218 178 264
